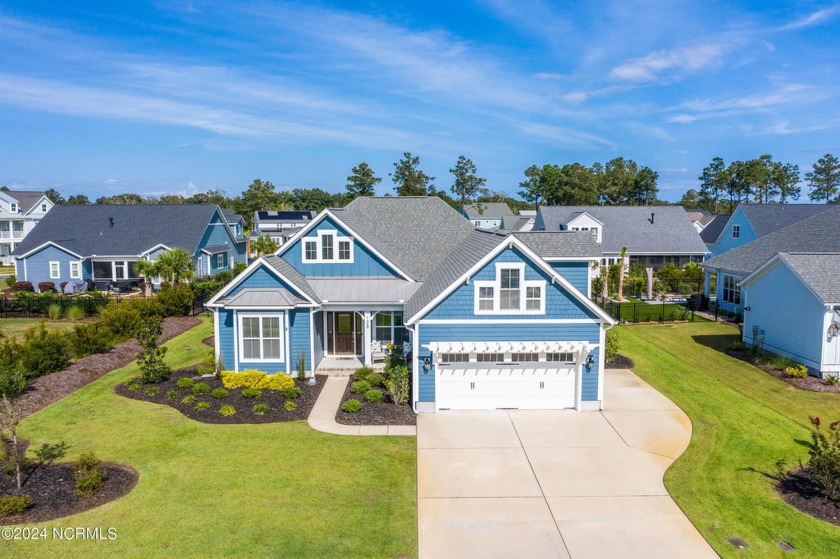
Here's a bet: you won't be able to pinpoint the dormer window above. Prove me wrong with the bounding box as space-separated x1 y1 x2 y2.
732 225 740 239
474 263 545 314
301 230 354 263
10 203 17 213
41 203 48 212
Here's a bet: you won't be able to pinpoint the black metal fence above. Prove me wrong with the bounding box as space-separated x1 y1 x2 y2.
594 295 742 325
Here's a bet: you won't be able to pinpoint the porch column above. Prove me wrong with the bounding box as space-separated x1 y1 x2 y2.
703 270 712 297
363 311 372 366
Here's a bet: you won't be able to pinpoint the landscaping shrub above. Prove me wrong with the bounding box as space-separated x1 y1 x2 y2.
807 416 840 501
75 452 106 498
38 281 56 293
211 388 229 399
785 363 809 378
166 389 178 399
605 329 620 362
281 386 301 399
364 389 383 403
176 377 195 389
5 274 15 288
69 322 114 358
220 369 295 391
66 304 86 321
195 401 210 411
127 381 142 391
384 365 409 405
284 401 298 411
351 380 371 394
219 405 236 416
353 367 374 381
366 373 385 387
191 278 228 304
195 352 216 376
101 301 144 340
192 382 211 394
0 494 32 518
769 354 795 371
826 375 840 386
728 340 747 351
19 323 70 379
47 303 62 319
241 388 262 399
145 386 160 396
155 283 194 316
252 403 270 415
136 318 171 383
341 399 363 413
181 395 196 404
297 352 307 382
11 281 33 292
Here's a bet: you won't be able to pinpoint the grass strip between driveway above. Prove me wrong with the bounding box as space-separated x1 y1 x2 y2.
13 316 417 558
621 322 840 559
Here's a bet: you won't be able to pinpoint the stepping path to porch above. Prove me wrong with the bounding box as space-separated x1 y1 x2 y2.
307 376 417 436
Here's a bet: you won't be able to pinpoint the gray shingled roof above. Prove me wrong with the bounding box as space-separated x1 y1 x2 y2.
13 204 231 257
702 207 840 275
513 231 602 258
738 204 833 239
221 208 243 224
221 287 308 308
700 215 729 243
501 215 531 231
777 253 840 304
336 197 476 281
262 255 321 303
308 277 421 303
463 202 515 219
536 205 707 254
7 190 47 214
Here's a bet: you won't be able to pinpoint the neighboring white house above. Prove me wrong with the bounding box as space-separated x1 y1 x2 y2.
0 190 54 266
252 210 315 246
460 203 516 230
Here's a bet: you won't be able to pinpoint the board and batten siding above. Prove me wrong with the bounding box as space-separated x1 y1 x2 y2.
743 262 826 374
416 322 601 403
424 247 597 321
710 209 756 256
18 244 80 289
281 215 400 277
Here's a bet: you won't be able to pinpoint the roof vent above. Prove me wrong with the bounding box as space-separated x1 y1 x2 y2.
649 212 655 225
109 217 114 228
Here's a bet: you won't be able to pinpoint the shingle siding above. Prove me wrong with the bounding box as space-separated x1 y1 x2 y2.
281 216 400 277
550 261 589 294
743 263 827 373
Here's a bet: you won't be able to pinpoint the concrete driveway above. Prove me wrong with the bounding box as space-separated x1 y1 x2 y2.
417 368 719 559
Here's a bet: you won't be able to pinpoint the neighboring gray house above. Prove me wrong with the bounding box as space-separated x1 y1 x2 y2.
253 210 315 246
699 215 729 250
13 204 247 290
0 190 54 265
536 205 708 271
460 203 516 230
701 206 840 314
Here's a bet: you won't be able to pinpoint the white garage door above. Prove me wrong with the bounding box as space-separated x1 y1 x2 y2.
437 366 576 410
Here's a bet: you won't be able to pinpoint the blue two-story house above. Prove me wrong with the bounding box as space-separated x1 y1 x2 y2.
13 204 247 290
208 196 615 413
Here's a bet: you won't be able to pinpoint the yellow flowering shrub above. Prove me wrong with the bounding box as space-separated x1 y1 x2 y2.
220 369 295 391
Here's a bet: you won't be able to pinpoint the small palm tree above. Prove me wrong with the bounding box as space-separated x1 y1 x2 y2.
133 259 158 297
251 235 278 258
155 248 195 284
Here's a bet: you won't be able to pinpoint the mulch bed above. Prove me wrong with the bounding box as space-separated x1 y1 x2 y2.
335 379 416 426
1 448 138 526
606 354 634 369
18 316 202 418
777 469 840 527
726 349 840 394
115 367 327 424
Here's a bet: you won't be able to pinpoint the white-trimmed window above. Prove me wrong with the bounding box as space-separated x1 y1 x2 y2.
301 230 354 263
722 274 741 305
10 203 17 213
474 264 546 314
69 261 81 279
49 261 60 279
732 225 740 239
239 314 283 362
41 203 48 212
215 253 226 269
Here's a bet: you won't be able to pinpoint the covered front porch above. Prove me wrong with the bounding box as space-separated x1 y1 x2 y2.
313 308 408 373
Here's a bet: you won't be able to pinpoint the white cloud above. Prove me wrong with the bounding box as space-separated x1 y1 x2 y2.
778 8 839 31
611 42 728 82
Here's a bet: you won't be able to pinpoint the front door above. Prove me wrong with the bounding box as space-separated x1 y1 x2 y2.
327 312 363 355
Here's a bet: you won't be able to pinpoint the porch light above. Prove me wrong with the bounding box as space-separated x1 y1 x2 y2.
423 358 431 374
585 355 594 370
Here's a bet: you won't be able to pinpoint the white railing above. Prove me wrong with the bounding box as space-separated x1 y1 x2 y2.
0 231 23 239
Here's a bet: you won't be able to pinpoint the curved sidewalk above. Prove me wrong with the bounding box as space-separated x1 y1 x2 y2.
307 376 417 436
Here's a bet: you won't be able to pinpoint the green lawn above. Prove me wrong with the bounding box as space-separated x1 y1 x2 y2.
0 317 80 340
12 317 418 558
621 322 840 558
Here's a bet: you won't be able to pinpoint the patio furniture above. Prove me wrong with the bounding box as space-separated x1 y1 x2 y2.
370 341 386 364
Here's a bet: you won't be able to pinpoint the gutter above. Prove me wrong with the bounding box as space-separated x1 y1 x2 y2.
403 323 419 415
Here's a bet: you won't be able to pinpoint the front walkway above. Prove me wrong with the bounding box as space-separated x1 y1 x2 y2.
417 368 717 559
307 376 416 436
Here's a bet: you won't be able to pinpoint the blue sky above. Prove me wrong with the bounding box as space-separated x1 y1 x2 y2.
1 1 838 202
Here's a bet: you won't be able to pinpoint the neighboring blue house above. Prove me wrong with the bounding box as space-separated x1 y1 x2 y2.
13 204 247 290
208 196 615 412
701 207 840 315
741 253 840 378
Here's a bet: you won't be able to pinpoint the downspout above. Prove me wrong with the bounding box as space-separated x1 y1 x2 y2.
404 323 419 415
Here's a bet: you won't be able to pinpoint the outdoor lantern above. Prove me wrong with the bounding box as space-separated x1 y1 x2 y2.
586 355 594 370
423 358 431 374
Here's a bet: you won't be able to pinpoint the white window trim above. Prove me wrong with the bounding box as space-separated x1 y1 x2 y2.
300 229 354 263
474 263 546 315
69 261 81 279
10 203 17 213
41 203 48 212
215 253 225 269
49 261 60 279
732 225 740 239
237 312 286 364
